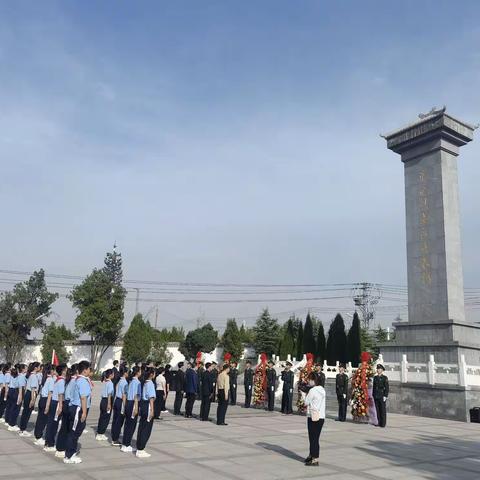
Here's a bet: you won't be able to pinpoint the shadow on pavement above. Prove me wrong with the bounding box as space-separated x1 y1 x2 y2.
255 442 305 463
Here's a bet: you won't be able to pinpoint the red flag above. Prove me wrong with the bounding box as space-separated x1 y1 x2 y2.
51 349 59 366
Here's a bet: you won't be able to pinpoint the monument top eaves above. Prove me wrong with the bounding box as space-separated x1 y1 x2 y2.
381 107 477 153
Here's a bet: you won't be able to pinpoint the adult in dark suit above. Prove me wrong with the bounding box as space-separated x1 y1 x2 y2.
200 363 214 421
266 360 277 412
184 363 198 418
335 364 348 421
243 360 254 408
373 364 389 427
210 362 218 403
229 362 238 405
173 362 186 416
281 362 294 414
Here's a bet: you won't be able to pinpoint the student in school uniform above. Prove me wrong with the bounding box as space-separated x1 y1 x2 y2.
55 364 78 458
0 363 11 423
33 364 55 446
44 364 67 452
4 364 17 429
154 367 166 419
64 360 92 464
32 365 44 415
96 369 114 441
19 362 40 436
8 364 27 431
121 366 142 453
0 364 5 422
136 367 156 458
111 366 128 446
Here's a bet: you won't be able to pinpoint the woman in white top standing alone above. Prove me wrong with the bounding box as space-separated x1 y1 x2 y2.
304 372 326 467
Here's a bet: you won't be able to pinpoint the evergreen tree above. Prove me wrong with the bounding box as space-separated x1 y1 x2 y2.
279 318 295 359
150 328 173 364
222 318 243 360
315 321 326 362
302 313 316 354
253 308 280 357
41 322 76 364
296 321 304 360
347 312 361 367
326 314 348 364
372 325 389 356
180 323 218 359
239 324 255 344
122 313 152 364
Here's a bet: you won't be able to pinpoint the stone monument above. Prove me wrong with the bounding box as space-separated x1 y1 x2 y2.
380 107 480 365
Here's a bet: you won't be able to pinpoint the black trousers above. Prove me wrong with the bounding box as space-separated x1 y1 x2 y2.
111 397 125 442
185 393 196 416
45 400 61 447
136 400 153 451
337 395 347 421
267 385 275 411
0 387 6 418
8 389 20 426
281 389 293 414
122 400 138 447
229 384 237 405
55 401 70 452
97 397 112 434
65 405 87 459
154 390 165 418
307 418 324 458
244 385 252 408
34 397 48 439
200 395 211 420
374 398 387 427
216 389 228 425
19 390 34 431
173 391 183 415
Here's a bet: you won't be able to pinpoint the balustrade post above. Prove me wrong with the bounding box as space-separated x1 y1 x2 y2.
427 354 435 385
458 354 467 387
400 354 408 383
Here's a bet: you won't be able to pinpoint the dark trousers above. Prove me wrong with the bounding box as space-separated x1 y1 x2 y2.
281 389 293 414
34 397 48 439
7 388 20 426
374 398 387 427
200 395 211 420
111 397 125 442
66 405 87 459
185 393 195 417
122 400 138 447
154 390 165 418
307 418 324 458
337 395 347 421
19 390 34 431
55 401 70 452
97 397 112 435
216 389 228 425
136 400 153 451
229 384 237 405
267 385 275 411
0 388 6 418
45 400 61 447
173 391 183 415
244 385 252 408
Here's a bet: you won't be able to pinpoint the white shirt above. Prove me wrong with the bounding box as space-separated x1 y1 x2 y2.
155 374 166 391
305 385 326 419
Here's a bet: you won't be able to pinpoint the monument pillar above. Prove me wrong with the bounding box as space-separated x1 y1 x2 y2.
381 108 480 364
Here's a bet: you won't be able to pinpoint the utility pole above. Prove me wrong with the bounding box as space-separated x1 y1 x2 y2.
155 306 158 329
352 282 381 330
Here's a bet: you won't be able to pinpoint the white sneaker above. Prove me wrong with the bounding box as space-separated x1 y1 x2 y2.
0 418 5 424
83 428 90 434
8 425 20 432
32 410 38 415
161 410 168 413
19 431 32 437
44 446 56 453
111 441 121 446
136 450 151 458
64 455 82 464
34 438 45 446
55 450 65 458
96 434 108 441
120 445 133 453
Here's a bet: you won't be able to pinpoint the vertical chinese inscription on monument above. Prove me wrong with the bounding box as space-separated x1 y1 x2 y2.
418 168 432 286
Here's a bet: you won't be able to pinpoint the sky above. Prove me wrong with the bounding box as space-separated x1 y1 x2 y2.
1 1 479 333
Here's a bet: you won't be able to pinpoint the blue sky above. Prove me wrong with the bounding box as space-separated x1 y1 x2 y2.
1 1 479 330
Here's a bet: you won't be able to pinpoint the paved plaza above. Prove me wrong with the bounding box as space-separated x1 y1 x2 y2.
1 389 479 480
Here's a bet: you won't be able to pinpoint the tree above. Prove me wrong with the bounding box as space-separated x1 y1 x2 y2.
239 324 255 344
253 308 280 357
122 314 152 364
0 270 58 363
180 323 218 359
69 247 127 371
296 321 304 360
150 328 172 365
326 314 348 364
222 319 243 360
41 322 76 364
372 325 389 357
302 313 316 355
279 318 295 360
347 312 362 367
315 321 326 362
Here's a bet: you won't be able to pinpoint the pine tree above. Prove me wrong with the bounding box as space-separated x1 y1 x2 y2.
347 312 361 367
122 313 152 364
41 322 76 364
315 321 326 362
253 309 280 357
222 319 243 360
180 323 219 359
279 318 295 359
296 321 304 360
326 314 348 364
302 313 316 355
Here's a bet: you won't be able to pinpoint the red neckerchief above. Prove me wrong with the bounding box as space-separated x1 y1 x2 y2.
55 376 65 383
